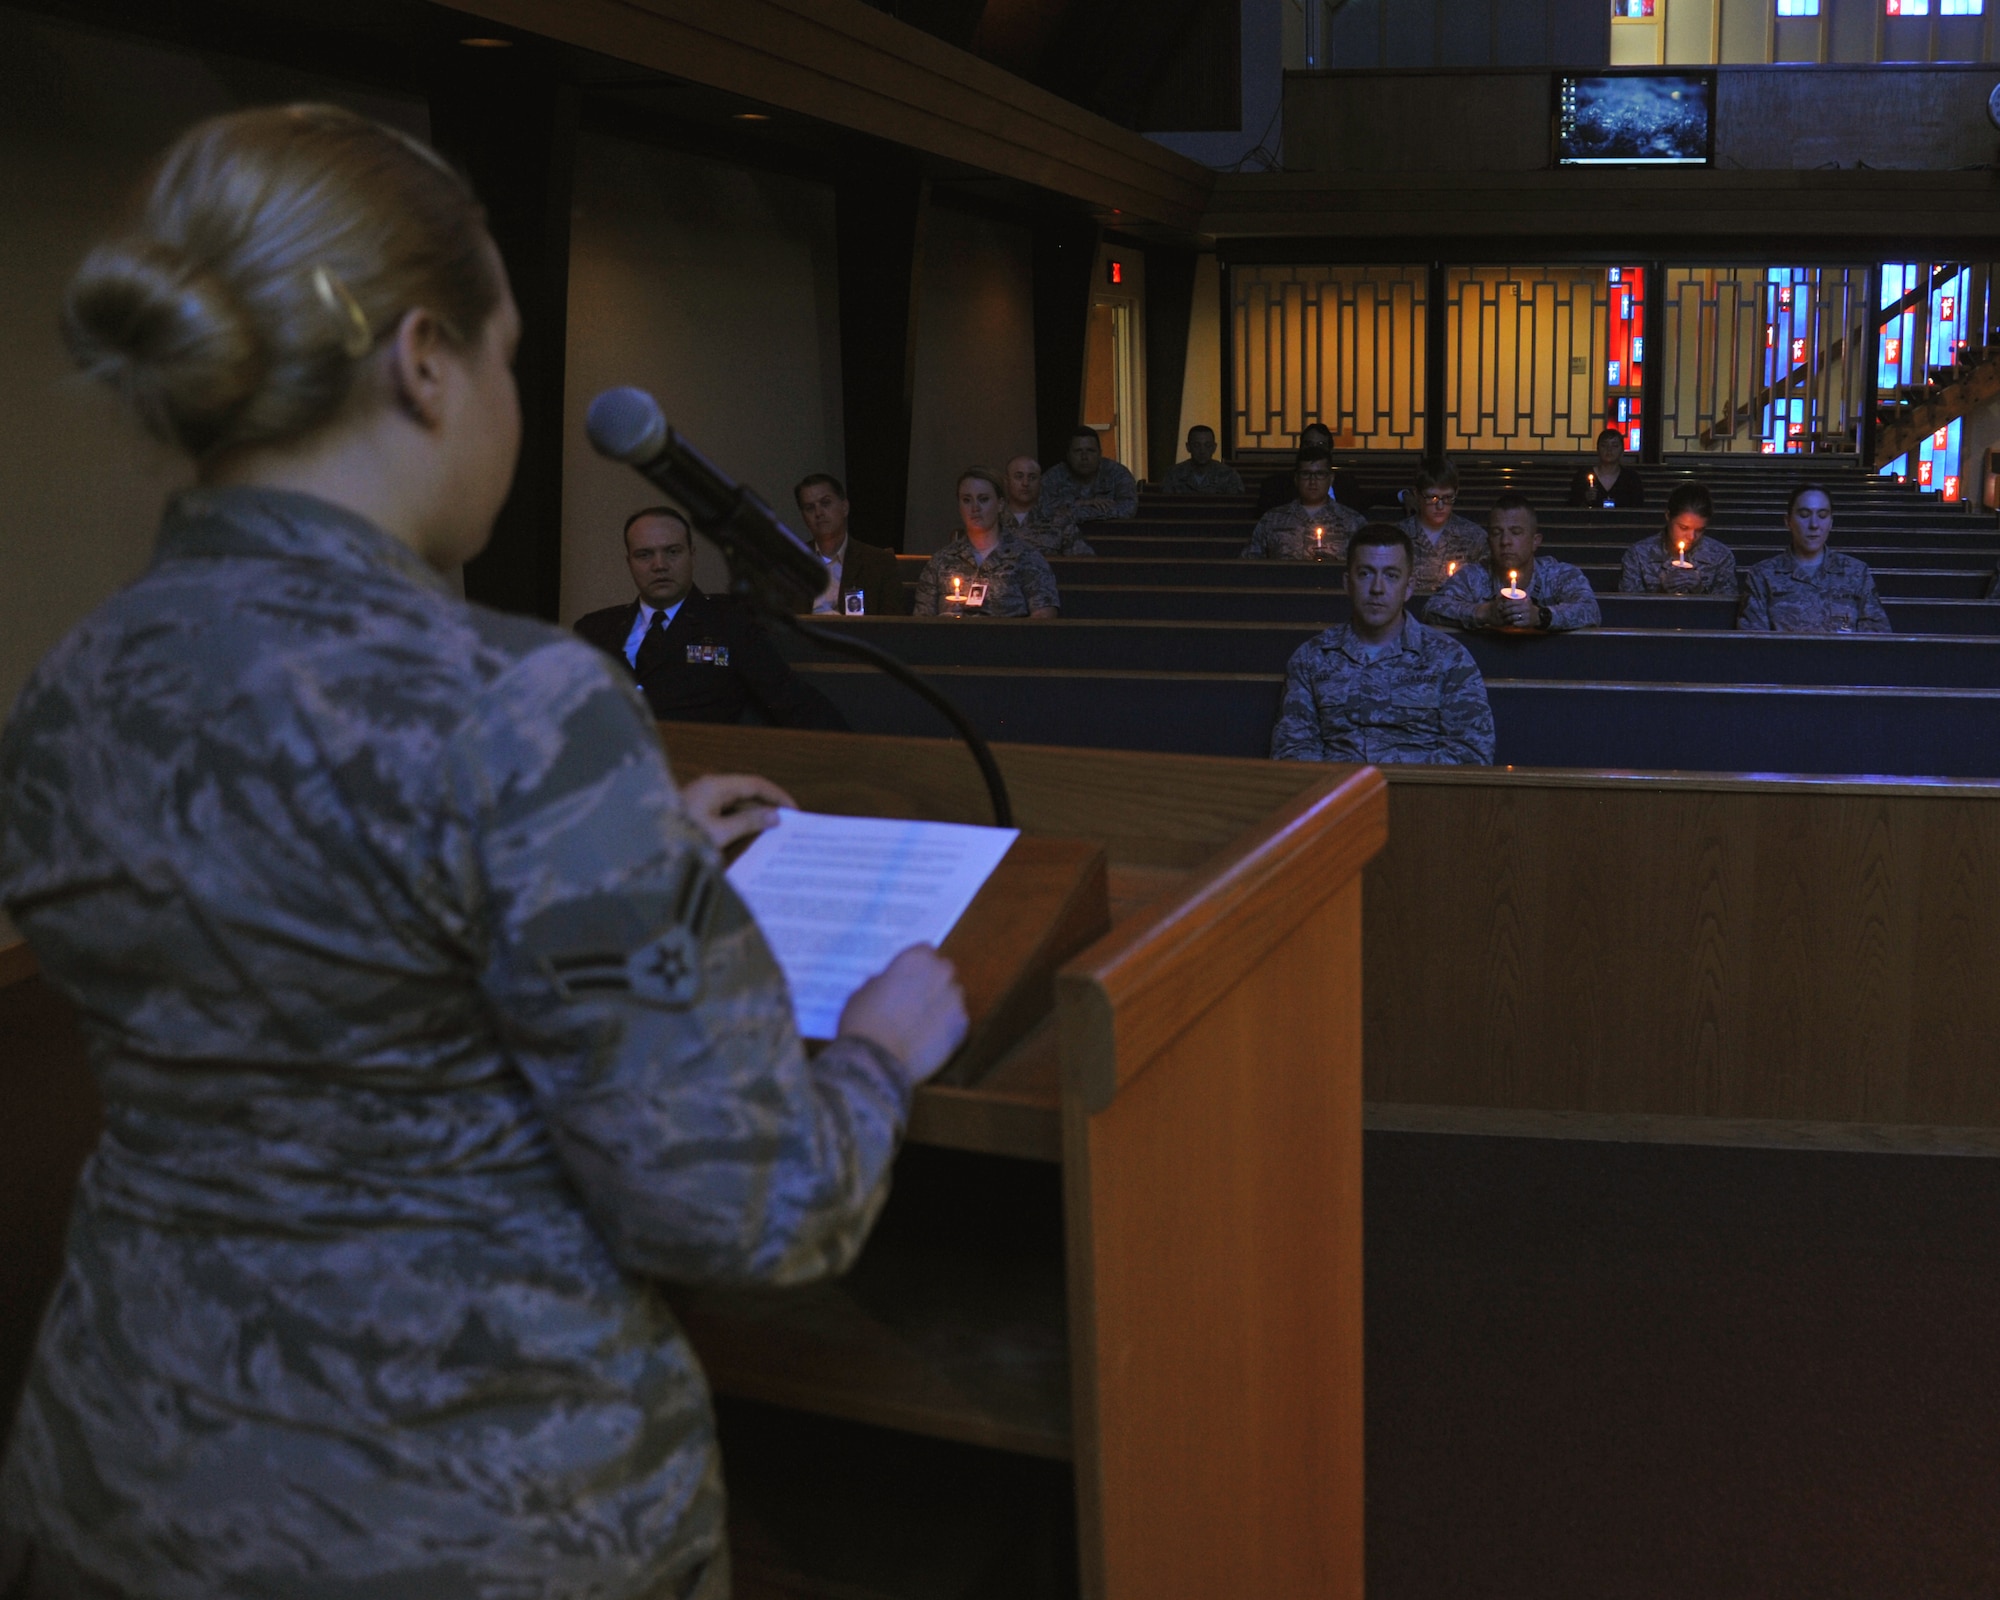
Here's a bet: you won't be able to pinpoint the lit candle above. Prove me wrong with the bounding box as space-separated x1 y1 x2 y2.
1446 560 1458 578
1671 535 1694 570
1501 567 1526 601
1311 524 1325 559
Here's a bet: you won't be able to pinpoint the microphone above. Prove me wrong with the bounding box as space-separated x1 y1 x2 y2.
586 386 827 610
583 385 1014 825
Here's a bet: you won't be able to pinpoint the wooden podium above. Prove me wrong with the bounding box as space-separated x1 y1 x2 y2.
663 726 1386 1600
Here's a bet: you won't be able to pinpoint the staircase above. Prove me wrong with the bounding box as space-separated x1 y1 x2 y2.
1874 343 2000 467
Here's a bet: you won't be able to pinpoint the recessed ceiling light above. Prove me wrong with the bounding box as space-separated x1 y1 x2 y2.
459 36 512 48
733 111 771 121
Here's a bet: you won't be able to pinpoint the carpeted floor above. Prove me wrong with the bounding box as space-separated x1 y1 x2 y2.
1364 1130 2000 1600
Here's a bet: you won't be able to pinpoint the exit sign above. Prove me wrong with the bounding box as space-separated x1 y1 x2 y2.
1106 260 1124 286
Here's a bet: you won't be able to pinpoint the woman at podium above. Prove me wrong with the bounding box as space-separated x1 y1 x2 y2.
0 105 964 1599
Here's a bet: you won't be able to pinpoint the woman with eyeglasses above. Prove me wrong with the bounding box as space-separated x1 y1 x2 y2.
1397 458 1490 593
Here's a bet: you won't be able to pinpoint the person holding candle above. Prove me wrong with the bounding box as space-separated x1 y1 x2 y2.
1737 483 1891 633
1396 458 1492 594
1240 447 1364 561
1619 481 1736 595
1424 492 1603 632
1001 454 1094 555
1568 426 1648 508
1270 523 1495 765
914 466 1061 617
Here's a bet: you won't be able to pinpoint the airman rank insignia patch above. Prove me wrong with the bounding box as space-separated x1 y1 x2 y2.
541 857 719 1010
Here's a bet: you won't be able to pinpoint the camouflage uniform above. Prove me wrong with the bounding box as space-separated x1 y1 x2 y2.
1737 551 1891 633
1241 497 1367 562
0 487 918 1600
1037 459 1138 521
1423 557 1603 631
913 530 1061 616
1396 512 1492 595
1160 458 1246 496
1270 617 1495 765
1620 532 1739 596
1000 504 1094 557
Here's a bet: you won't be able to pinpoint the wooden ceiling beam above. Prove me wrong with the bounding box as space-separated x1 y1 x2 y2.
438 0 1213 229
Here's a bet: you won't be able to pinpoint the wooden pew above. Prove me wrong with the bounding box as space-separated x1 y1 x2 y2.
790 660 2000 776
781 617 2000 687
1045 587 2000 633
1089 533 2000 570
896 555 1991 601
1365 766 2000 1141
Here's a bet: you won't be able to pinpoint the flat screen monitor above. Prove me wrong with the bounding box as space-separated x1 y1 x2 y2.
1555 71 1715 166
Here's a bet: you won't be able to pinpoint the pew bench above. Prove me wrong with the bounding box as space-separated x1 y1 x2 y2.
781 617 2000 688
790 660 2000 777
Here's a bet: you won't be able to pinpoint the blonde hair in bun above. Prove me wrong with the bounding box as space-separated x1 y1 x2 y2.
64 103 501 462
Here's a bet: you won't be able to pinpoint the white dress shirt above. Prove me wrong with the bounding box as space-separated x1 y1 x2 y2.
812 536 849 614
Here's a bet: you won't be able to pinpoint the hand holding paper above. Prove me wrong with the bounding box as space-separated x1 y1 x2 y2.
726 808 1019 1044
837 944 968 1086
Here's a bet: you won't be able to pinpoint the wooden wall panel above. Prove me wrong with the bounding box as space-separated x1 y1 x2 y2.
1366 771 2000 1126
1209 169 2000 249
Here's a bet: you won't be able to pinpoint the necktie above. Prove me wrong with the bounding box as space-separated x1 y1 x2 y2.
633 607 674 679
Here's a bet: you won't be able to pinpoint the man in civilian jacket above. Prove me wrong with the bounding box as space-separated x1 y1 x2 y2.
573 507 847 729
793 473 909 615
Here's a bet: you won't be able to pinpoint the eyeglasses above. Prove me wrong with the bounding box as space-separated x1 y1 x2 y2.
1297 468 1332 480
1419 491 1457 506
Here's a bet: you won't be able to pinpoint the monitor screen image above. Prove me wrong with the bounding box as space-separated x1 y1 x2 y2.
1556 72 1715 166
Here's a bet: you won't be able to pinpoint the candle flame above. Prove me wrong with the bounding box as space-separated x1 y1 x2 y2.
1446 561 1458 577
1507 569 1518 586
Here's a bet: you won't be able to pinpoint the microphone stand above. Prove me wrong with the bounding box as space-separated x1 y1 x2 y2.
584 396 1016 829
746 590 1015 829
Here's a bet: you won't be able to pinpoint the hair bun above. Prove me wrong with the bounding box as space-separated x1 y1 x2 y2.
63 235 263 458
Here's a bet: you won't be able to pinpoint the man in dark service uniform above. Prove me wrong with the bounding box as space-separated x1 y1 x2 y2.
574 507 846 728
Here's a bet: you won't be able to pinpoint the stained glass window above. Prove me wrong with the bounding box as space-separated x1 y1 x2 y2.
1775 0 1818 13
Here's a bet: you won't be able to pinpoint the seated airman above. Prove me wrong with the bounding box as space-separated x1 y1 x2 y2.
1423 492 1602 632
1397 459 1490 593
1240 448 1365 561
1738 483 1890 634
1038 427 1137 523
1159 425 1245 495
1001 455 1093 556
914 467 1061 618
1271 523 1495 766
1620 481 1736 595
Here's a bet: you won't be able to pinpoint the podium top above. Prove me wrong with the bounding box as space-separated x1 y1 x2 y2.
1056 766 1387 1111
